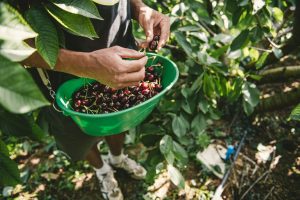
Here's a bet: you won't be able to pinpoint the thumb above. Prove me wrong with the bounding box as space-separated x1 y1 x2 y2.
116 46 145 59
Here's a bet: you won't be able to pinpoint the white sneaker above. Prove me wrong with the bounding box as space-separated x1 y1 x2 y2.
110 154 147 180
95 166 124 200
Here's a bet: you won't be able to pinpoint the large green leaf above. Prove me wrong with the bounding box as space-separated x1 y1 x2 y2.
0 2 37 41
230 29 249 51
159 135 174 164
0 152 21 186
172 114 189 138
167 164 185 189
0 40 36 62
242 82 260 115
289 103 300 121
174 31 193 56
242 82 260 107
26 7 59 68
0 109 45 141
50 0 103 20
173 141 188 165
191 113 207 133
45 4 98 39
0 55 49 113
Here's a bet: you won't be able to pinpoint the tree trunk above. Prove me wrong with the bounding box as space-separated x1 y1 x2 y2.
258 66 300 83
255 88 300 113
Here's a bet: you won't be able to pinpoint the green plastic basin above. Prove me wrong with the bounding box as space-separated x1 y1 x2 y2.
55 53 178 136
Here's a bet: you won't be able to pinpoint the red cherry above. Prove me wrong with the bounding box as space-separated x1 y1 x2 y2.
142 89 150 95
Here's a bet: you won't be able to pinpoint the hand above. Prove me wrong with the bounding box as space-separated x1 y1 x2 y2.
134 5 170 51
84 46 147 89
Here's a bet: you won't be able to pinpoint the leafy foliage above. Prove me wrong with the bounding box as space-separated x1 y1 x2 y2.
50 0 103 20
45 3 98 39
26 7 59 68
0 55 49 114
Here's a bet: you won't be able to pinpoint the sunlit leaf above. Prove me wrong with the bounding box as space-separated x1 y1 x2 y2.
92 0 119 6
0 40 35 62
0 2 37 41
45 4 98 39
290 103 300 121
50 0 103 20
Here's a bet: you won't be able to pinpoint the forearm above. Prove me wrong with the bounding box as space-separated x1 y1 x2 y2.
130 0 145 20
22 49 91 77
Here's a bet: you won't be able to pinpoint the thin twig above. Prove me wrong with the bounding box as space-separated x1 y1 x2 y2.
263 186 275 200
240 170 270 200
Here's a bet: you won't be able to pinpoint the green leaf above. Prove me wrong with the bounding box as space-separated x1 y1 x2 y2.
92 0 119 6
174 31 192 56
242 99 254 115
0 2 37 41
26 7 59 68
167 164 185 189
0 40 35 62
198 99 209 114
0 109 45 141
191 113 207 133
230 29 249 51
242 82 260 107
289 103 300 121
159 135 174 164
0 139 9 157
50 0 102 20
45 3 98 39
0 152 21 186
172 115 189 138
272 7 283 22
173 141 188 165
159 135 173 155
255 52 269 69
0 55 49 113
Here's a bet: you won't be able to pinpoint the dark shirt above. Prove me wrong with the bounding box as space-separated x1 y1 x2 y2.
29 0 136 100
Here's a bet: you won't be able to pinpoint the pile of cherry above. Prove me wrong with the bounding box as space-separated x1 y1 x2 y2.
71 63 163 114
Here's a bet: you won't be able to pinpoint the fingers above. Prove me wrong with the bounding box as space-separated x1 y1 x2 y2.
122 56 147 72
114 82 140 89
157 17 170 51
119 67 145 83
114 46 145 59
145 20 154 43
140 20 154 48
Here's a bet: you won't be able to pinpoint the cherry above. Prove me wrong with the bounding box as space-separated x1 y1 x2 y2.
124 90 131 95
71 61 163 114
142 89 150 95
147 66 154 72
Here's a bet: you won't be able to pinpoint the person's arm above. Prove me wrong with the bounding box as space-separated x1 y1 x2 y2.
23 46 147 89
130 0 170 50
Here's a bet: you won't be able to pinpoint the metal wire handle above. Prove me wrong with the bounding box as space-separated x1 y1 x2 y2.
36 68 62 112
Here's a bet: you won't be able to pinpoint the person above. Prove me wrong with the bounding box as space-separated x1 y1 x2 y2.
23 1 170 199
